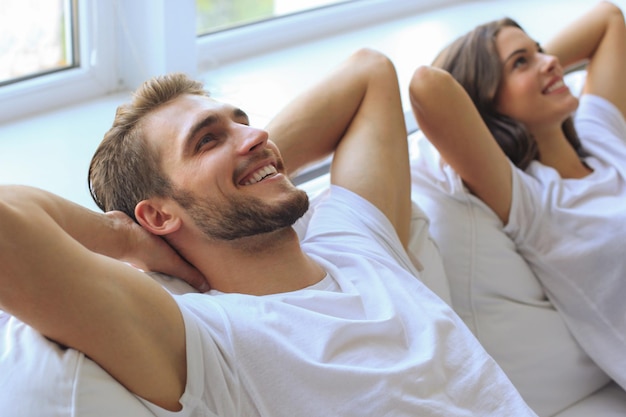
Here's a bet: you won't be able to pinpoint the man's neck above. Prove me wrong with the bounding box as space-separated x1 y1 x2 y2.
173 227 326 295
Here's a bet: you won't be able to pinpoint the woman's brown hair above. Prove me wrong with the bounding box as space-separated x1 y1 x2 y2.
433 18 585 170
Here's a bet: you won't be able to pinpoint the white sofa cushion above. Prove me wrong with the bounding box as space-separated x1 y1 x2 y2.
409 130 611 417
0 311 156 417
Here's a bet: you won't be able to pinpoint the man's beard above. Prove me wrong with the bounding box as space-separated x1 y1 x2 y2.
172 184 309 241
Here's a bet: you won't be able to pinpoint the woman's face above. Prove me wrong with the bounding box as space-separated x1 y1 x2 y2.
494 26 578 136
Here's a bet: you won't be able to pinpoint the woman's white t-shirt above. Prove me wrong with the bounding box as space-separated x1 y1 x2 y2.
504 94 626 389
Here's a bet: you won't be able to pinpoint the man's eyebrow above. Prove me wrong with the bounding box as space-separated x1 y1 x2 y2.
182 107 250 154
183 113 219 153
233 107 250 124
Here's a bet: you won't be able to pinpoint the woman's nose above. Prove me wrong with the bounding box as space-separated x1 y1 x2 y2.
540 53 560 74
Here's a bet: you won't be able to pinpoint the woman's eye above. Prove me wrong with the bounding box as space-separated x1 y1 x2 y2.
512 56 527 69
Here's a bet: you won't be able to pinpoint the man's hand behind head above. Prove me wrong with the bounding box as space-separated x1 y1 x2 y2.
106 210 209 292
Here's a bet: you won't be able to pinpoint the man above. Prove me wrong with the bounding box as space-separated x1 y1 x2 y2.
0 49 536 416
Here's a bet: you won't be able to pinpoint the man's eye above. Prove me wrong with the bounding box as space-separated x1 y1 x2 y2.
197 134 216 150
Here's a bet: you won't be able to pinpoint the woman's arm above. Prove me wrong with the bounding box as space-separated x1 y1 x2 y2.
544 1 626 116
409 66 512 224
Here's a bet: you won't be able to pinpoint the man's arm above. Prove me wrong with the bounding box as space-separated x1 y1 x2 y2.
266 49 411 246
0 185 190 410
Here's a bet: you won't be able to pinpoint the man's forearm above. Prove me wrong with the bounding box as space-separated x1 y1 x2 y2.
0 185 206 291
266 49 383 177
0 185 130 260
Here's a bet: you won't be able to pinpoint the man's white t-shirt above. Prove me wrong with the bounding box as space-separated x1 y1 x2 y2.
141 186 536 417
504 94 626 389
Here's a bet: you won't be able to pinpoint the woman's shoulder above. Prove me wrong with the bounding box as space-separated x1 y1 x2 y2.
575 93 626 152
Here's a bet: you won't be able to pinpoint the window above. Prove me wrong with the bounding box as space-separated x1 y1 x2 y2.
195 0 446 68
0 0 116 124
0 0 78 87
0 0 448 124
196 0 353 35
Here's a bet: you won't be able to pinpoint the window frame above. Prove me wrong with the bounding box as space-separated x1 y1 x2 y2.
0 0 461 125
197 0 462 68
0 0 118 124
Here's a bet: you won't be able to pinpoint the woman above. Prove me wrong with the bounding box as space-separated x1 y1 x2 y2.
409 1 626 388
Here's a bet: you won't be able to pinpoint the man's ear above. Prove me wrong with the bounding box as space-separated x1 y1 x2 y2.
135 199 181 236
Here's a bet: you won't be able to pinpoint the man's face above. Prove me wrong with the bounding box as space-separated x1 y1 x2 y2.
143 94 308 241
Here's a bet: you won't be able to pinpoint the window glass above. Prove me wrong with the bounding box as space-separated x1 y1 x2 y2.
196 0 353 35
0 0 77 86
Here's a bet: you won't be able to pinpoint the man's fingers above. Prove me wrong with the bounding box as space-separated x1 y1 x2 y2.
172 263 210 292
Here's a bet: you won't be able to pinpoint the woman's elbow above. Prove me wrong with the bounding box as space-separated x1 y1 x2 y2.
409 66 455 113
598 1 625 25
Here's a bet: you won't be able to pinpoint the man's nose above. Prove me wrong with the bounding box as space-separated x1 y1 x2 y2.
236 125 269 154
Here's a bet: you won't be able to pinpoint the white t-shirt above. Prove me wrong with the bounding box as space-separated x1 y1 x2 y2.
141 186 536 417
504 94 626 389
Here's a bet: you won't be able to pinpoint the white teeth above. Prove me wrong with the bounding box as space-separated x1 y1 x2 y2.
244 165 277 185
545 80 565 93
